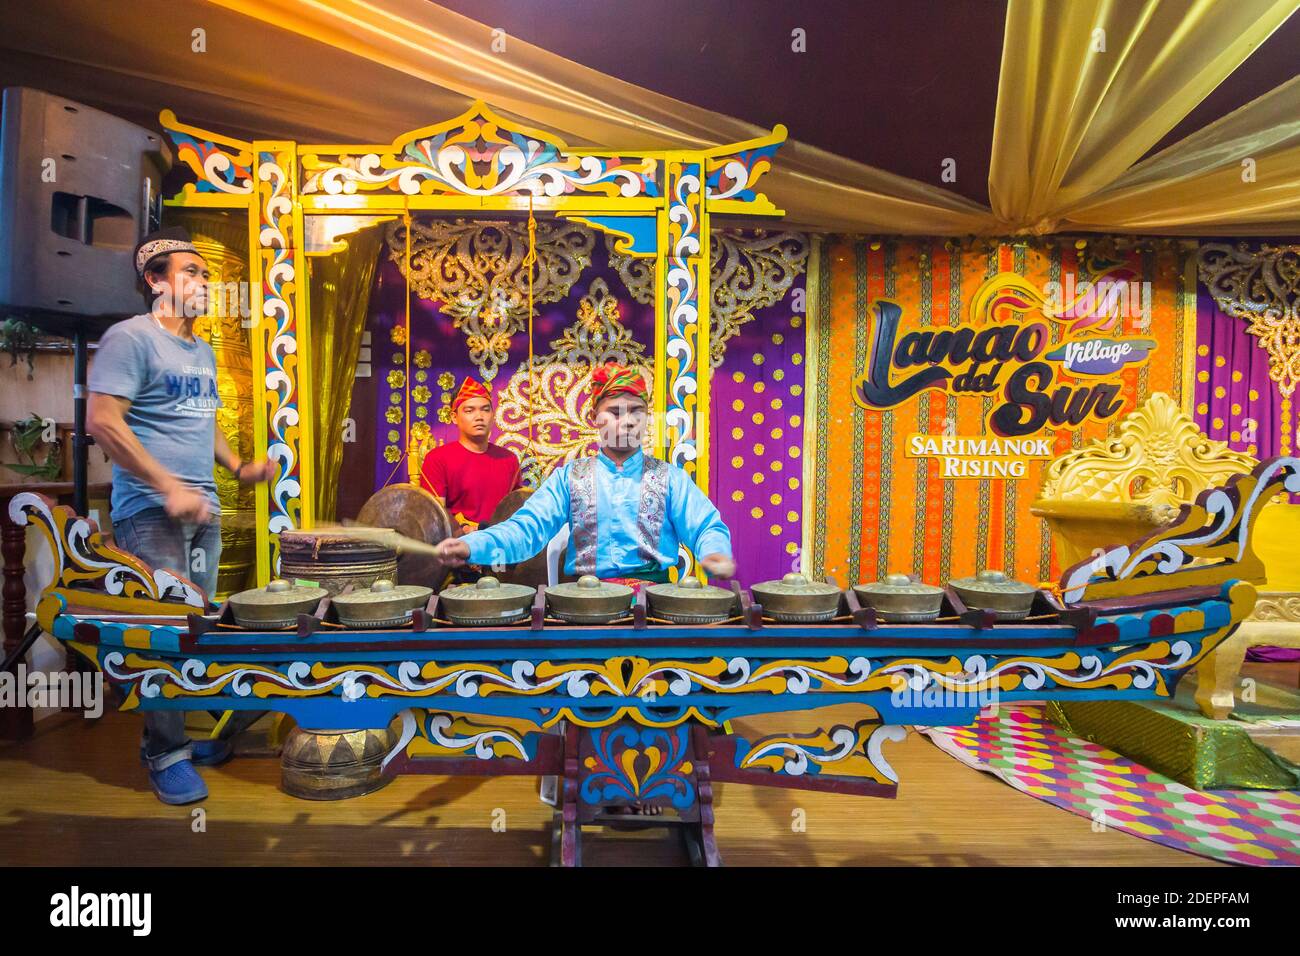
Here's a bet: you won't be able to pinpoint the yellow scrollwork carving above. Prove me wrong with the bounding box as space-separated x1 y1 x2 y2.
1252 595 1300 623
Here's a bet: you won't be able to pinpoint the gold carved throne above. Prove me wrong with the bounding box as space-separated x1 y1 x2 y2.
1031 392 1300 719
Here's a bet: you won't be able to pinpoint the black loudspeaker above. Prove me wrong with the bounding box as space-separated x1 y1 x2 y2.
0 87 172 333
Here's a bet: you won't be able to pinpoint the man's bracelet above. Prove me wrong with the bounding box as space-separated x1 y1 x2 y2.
233 461 246 480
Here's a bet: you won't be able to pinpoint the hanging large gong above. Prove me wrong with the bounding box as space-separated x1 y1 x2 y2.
484 488 551 589
355 485 456 590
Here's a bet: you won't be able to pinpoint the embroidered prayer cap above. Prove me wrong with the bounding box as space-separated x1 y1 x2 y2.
452 376 493 412
134 226 199 277
591 362 649 408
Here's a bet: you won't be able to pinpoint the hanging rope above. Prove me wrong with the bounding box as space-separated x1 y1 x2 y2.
525 195 538 476
403 212 413 481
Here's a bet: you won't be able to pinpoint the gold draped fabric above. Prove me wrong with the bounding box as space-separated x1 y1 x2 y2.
306 226 384 523
205 0 1300 235
205 0 991 235
1062 75 1300 235
988 0 1300 235
0 0 1296 235
176 210 258 597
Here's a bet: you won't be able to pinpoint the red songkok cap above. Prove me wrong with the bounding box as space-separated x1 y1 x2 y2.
452 376 492 413
591 362 649 408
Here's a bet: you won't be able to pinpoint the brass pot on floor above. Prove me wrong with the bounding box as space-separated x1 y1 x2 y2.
280 724 398 800
275 533 402 799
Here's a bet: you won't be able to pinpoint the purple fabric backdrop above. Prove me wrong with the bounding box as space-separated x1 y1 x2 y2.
1196 260 1299 662
708 279 808 585
1194 286 1281 458
359 225 807 586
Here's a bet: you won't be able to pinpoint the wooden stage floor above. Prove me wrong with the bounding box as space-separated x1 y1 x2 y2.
3 665 1294 866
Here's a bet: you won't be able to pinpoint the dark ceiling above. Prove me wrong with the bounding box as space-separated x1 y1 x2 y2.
437 0 1300 206
0 0 1294 211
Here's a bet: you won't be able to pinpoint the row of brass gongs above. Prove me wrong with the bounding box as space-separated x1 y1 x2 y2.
353 485 548 592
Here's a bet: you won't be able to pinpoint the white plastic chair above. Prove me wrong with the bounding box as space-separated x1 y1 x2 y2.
545 525 571 586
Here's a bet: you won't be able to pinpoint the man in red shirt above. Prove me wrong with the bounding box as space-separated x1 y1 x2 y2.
420 376 523 532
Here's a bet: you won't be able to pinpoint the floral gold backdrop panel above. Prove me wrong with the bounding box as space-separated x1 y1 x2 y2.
365 219 650 490
357 218 811 582
809 237 1194 588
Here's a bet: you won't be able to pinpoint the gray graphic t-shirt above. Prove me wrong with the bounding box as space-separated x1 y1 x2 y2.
88 314 222 520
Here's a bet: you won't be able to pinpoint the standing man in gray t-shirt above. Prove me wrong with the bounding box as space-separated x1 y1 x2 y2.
87 226 274 805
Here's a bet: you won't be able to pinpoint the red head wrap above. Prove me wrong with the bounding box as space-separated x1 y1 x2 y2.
451 376 492 413
590 362 649 409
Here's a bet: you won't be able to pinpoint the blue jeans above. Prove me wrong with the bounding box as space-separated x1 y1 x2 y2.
113 506 222 598
113 507 232 766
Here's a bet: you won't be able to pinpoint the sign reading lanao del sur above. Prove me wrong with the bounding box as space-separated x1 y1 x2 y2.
853 270 1156 479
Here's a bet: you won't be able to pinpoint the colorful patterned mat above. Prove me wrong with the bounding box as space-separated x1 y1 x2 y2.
919 706 1300 866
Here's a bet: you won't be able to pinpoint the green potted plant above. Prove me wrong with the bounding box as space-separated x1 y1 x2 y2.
0 318 40 380
4 413 63 480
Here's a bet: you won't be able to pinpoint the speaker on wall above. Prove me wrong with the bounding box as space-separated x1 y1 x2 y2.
0 86 172 334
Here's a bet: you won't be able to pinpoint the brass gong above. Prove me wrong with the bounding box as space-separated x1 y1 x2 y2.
356 485 456 591
483 488 551 589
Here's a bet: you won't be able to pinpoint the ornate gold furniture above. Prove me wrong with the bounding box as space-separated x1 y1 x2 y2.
1195 593 1300 720
1031 393 1257 569
1032 392 1300 719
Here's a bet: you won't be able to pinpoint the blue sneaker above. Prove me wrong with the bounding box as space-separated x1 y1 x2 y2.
191 737 234 766
149 759 208 805
139 737 233 767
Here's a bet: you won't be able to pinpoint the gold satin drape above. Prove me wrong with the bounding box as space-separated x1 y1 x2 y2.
1 0 1296 235
306 226 383 523
205 0 991 234
988 0 1300 235
204 0 1300 236
1062 75 1300 235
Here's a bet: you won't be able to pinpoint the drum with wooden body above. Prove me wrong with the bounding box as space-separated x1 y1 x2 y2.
356 485 457 591
277 530 397 596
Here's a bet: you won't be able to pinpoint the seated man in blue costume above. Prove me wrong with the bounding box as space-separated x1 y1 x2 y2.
435 361 736 584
